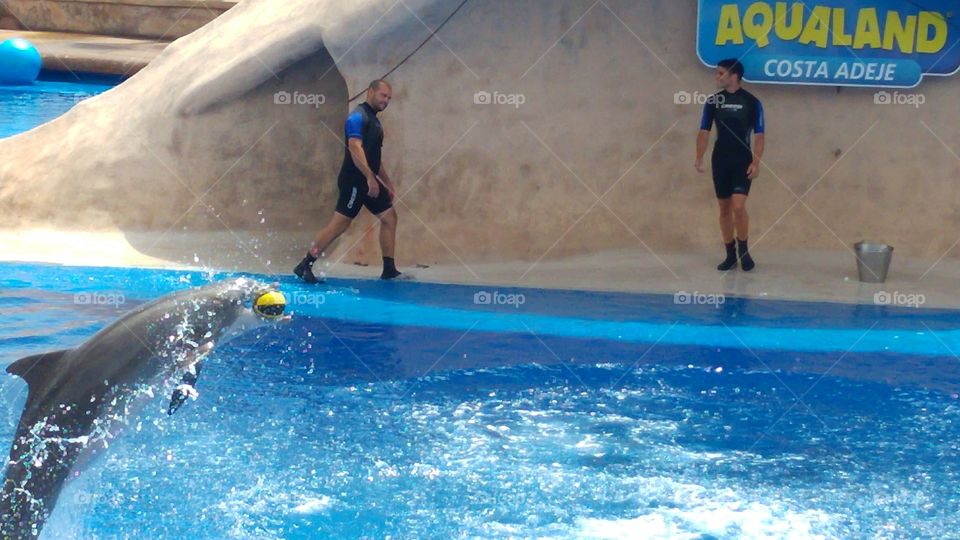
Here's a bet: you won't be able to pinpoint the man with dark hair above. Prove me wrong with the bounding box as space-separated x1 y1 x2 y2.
294 79 402 282
695 58 765 272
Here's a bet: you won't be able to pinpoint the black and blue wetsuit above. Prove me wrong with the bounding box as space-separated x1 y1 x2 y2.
335 102 392 218
700 89 765 199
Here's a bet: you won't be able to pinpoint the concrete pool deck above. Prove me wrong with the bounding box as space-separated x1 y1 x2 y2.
2 229 958 310
0 29 169 76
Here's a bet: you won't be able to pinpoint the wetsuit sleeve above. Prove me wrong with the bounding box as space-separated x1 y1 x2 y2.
345 111 364 140
753 99 765 135
700 101 715 131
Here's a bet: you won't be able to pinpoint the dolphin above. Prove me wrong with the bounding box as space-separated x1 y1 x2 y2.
0 277 287 539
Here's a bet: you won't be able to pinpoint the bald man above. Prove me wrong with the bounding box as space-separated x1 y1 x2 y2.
294 79 402 282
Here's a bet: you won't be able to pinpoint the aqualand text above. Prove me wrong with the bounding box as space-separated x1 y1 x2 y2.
714 3 948 54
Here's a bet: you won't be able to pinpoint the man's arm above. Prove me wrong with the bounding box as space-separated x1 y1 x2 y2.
378 163 396 201
347 138 380 198
695 101 714 173
747 134 764 179
695 130 710 173
746 99 765 179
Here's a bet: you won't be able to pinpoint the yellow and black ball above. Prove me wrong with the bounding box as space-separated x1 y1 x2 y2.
253 290 286 319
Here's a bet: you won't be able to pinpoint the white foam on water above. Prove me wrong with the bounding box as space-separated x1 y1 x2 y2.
573 434 604 453
574 477 838 540
576 513 692 540
211 475 338 539
576 507 835 540
291 495 333 515
593 363 620 370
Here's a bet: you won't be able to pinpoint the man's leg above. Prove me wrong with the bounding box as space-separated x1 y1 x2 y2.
718 198 734 244
717 198 737 271
731 194 749 241
311 212 353 257
375 207 401 279
731 194 755 271
294 212 353 283
714 156 739 272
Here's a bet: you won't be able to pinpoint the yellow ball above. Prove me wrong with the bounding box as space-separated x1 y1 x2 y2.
254 290 286 319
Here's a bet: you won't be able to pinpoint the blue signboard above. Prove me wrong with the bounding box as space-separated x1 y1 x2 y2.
697 1 960 87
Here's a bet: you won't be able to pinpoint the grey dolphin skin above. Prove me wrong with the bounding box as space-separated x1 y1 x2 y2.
0 277 286 539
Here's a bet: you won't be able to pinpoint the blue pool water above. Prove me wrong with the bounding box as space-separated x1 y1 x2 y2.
0 73 116 138
1 262 959 538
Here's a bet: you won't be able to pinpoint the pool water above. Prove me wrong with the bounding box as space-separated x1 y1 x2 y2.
0 74 116 139
1 262 958 538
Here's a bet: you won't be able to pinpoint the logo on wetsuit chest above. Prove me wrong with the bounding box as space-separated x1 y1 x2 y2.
720 103 744 111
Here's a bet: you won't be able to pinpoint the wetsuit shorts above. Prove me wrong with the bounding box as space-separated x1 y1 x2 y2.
712 155 752 199
335 174 392 219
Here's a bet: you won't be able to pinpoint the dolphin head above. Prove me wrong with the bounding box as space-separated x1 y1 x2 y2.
113 278 288 380
206 278 289 344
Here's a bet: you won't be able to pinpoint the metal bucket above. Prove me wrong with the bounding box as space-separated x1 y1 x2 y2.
855 242 893 283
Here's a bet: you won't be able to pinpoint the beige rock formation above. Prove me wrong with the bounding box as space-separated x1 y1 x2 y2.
1 0 959 283
3 0 235 39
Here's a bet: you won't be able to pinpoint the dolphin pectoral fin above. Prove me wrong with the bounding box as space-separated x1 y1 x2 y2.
167 384 199 416
176 341 214 371
168 343 212 416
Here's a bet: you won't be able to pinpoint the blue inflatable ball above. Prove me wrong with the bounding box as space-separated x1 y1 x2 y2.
0 38 42 85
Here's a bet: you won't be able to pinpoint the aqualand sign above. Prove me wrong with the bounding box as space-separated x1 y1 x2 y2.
697 1 960 88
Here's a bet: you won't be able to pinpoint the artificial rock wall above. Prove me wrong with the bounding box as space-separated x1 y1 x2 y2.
1 0 959 269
